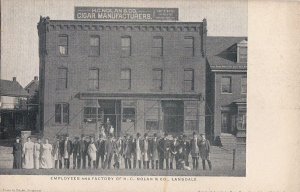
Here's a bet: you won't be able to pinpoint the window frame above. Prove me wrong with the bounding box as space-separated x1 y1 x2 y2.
89 35 100 57
221 76 232 94
152 68 163 91
56 67 68 90
55 103 69 125
152 36 163 57
121 36 131 57
120 68 131 90
241 76 247 94
183 69 195 92
237 43 247 63
88 68 99 90
58 34 68 56
183 36 195 57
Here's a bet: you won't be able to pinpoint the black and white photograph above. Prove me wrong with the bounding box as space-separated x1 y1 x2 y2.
0 0 248 177
1 0 300 192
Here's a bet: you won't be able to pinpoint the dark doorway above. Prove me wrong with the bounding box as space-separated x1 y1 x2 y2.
98 100 121 136
162 101 184 134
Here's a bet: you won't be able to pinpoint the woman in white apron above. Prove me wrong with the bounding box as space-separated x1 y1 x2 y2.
40 138 53 169
22 137 34 169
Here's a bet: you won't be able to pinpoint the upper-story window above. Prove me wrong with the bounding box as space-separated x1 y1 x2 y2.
152 69 163 90
183 36 194 57
88 68 99 90
58 35 68 56
56 68 68 90
121 36 131 57
237 40 247 63
152 36 163 57
121 69 131 90
55 103 69 124
221 76 232 94
90 36 100 56
241 77 247 94
184 69 194 92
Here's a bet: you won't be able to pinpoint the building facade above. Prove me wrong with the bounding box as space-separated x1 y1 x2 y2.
0 77 29 138
206 37 247 144
37 17 207 139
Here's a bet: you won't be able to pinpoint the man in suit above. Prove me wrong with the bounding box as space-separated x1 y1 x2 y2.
190 132 201 170
132 133 143 169
170 136 180 169
159 132 170 170
141 133 150 169
150 133 159 169
123 134 133 169
104 134 115 169
72 137 80 169
78 135 87 169
199 134 212 170
96 134 106 169
180 134 190 167
60 134 73 169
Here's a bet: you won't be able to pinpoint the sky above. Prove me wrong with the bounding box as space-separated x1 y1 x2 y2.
1 0 247 87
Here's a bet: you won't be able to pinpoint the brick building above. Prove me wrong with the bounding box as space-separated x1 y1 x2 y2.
37 17 207 139
206 37 247 144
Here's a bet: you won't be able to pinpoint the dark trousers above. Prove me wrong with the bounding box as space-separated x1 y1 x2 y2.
151 160 159 169
87 156 91 168
64 158 70 169
125 158 132 169
133 160 142 169
98 154 105 169
202 159 212 170
104 153 113 169
73 154 80 169
192 157 199 170
82 153 87 169
159 156 164 169
184 154 189 166
143 161 149 169
96 153 102 168
164 158 170 170
55 160 62 169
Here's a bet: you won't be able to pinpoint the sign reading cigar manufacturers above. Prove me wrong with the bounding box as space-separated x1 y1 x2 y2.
75 7 178 21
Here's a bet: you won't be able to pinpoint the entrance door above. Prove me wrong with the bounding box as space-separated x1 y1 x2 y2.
99 100 121 136
162 101 184 134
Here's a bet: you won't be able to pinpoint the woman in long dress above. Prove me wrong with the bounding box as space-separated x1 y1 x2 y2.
52 137 62 169
88 137 97 169
12 137 22 169
22 137 34 169
40 138 53 169
33 138 41 169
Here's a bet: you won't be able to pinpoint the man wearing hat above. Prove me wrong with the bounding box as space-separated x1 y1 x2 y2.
199 134 212 170
159 132 170 170
132 133 142 169
12 137 22 169
78 134 87 169
72 136 80 169
190 132 201 170
150 133 159 169
60 134 73 169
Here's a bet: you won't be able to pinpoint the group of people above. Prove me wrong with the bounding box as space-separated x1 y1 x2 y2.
12 132 212 171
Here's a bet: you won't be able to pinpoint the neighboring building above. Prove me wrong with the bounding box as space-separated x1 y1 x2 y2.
25 76 40 132
0 77 29 138
25 76 39 97
206 37 247 144
37 17 207 138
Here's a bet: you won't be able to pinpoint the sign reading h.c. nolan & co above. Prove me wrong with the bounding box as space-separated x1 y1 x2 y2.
75 7 178 21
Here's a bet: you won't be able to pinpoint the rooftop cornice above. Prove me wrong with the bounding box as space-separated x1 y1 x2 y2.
47 20 202 32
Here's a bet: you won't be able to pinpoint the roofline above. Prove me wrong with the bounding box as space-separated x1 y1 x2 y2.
211 69 247 73
48 19 203 25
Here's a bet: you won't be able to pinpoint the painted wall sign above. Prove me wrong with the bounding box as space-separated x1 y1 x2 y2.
74 7 179 21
